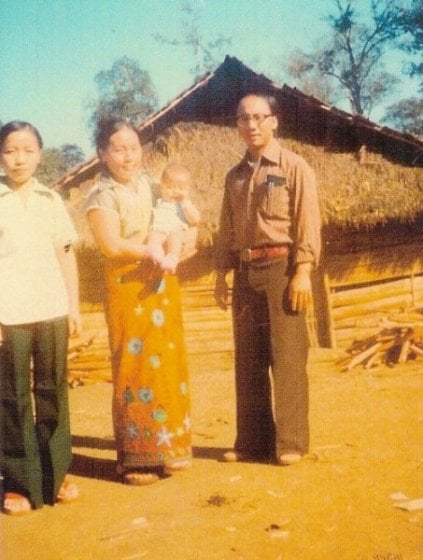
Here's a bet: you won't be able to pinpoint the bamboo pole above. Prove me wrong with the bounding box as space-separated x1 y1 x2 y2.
323 273 337 349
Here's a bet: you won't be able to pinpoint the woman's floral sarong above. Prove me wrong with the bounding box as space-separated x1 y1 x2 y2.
104 259 192 472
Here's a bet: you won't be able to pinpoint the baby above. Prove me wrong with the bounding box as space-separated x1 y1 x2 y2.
147 163 200 273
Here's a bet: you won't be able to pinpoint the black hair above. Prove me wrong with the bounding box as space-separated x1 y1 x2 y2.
237 93 279 116
95 115 141 152
0 121 43 150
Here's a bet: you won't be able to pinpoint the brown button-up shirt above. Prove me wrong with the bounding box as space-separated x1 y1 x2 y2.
215 138 321 270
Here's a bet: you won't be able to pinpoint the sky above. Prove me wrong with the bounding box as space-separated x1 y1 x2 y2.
0 0 418 157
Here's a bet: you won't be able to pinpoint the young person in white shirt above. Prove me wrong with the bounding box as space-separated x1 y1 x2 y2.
0 121 80 515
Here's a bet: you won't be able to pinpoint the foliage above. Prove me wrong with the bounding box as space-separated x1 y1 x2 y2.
284 49 337 105
284 0 404 116
395 0 423 90
154 1 231 79
87 56 158 137
382 97 423 135
37 144 85 186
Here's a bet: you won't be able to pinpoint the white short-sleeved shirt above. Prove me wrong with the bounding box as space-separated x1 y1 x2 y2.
151 199 188 234
0 177 78 325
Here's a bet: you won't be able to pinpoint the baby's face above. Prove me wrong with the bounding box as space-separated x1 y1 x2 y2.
160 174 190 202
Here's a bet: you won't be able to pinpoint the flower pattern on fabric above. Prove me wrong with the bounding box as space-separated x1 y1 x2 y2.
128 337 143 355
133 304 144 316
152 407 168 423
123 388 135 404
142 426 154 439
149 355 161 369
151 309 165 327
127 423 140 439
183 414 192 432
156 426 174 447
138 387 154 404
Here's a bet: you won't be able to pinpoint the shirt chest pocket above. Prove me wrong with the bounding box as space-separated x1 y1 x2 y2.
258 175 290 220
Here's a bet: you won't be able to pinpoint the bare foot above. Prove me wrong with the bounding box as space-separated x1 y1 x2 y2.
164 460 192 473
3 492 32 516
57 478 79 503
123 471 160 486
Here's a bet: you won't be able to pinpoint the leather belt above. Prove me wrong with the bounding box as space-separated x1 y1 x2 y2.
240 245 290 262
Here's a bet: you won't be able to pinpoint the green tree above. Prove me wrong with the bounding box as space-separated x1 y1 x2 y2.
381 1 422 133
382 97 423 135
396 0 423 87
37 144 85 186
88 56 158 135
154 1 231 79
284 0 403 116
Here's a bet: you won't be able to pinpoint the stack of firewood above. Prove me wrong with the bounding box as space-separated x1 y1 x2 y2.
339 326 423 371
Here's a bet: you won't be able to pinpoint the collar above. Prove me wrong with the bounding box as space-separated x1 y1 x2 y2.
0 176 49 196
96 171 150 193
241 138 281 168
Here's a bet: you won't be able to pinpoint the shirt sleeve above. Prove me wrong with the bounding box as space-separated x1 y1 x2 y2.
84 185 119 215
50 191 78 247
290 158 321 267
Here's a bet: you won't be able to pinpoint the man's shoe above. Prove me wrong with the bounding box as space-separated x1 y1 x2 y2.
278 453 302 466
222 450 247 463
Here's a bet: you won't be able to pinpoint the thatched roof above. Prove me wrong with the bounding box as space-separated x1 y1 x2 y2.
66 121 423 243
57 55 422 192
59 56 423 239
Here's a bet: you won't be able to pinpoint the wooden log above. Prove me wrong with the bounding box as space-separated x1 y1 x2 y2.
330 278 414 307
332 293 414 322
398 328 414 363
410 344 423 357
68 359 111 371
346 342 383 371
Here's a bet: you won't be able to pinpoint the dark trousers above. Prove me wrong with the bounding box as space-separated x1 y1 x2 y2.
232 258 309 459
0 317 71 508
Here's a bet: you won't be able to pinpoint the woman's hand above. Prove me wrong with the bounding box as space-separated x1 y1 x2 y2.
68 311 82 337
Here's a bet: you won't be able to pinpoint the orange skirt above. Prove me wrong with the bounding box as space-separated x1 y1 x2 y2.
104 260 192 472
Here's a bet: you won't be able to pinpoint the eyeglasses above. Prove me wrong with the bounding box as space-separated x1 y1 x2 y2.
236 114 273 127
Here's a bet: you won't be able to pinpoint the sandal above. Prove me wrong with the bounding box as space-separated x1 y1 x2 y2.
57 479 79 504
3 492 32 516
123 471 160 486
164 460 192 473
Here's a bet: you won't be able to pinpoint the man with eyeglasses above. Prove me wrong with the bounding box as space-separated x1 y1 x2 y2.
214 93 321 466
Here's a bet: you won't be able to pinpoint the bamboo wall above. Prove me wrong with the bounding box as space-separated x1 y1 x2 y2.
322 242 423 350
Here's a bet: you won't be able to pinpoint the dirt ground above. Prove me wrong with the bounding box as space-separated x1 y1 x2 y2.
1 319 422 560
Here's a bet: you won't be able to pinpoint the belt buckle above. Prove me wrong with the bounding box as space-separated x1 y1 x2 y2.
241 248 252 262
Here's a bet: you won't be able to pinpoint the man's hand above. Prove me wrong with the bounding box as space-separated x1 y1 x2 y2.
289 263 313 313
214 271 230 311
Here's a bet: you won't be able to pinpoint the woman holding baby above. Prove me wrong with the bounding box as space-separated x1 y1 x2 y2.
85 117 199 485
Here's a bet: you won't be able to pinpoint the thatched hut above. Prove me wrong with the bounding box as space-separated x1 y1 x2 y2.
57 56 423 350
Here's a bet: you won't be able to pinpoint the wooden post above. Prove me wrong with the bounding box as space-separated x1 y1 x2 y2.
323 273 337 349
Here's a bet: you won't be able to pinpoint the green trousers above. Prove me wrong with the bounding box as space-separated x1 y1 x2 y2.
0 317 71 508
